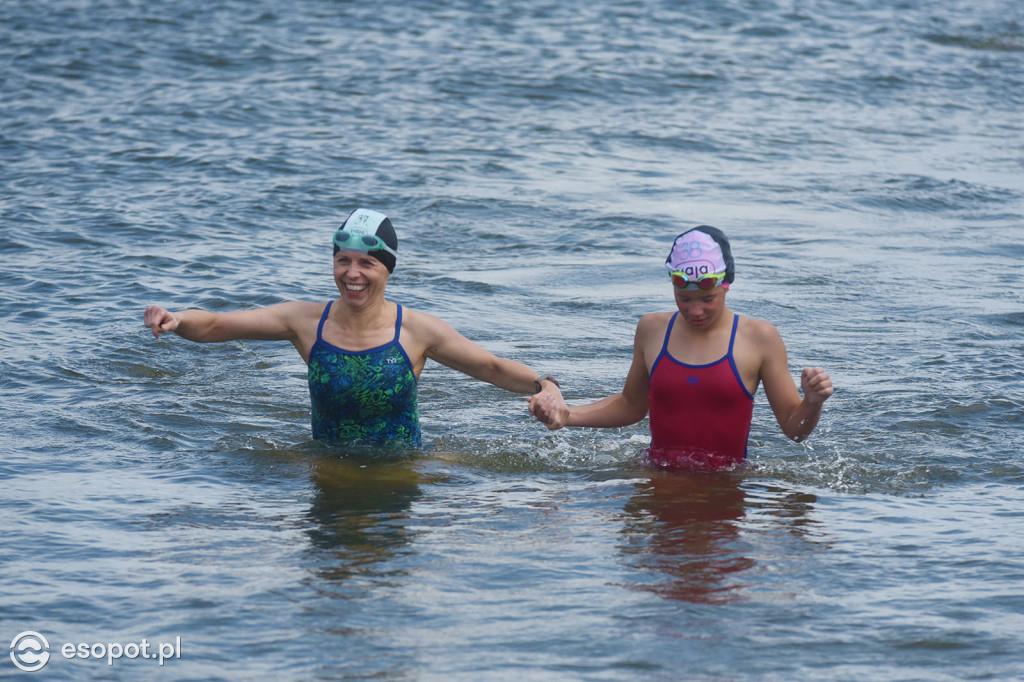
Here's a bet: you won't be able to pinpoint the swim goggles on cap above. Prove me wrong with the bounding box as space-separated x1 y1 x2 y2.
333 229 398 258
669 270 727 290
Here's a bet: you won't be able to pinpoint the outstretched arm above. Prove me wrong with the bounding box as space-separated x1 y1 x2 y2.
565 341 649 428
530 317 652 429
412 311 567 425
757 322 834 442
143 302 314 345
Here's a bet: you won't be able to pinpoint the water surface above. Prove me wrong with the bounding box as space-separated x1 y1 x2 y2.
2 0 1023 679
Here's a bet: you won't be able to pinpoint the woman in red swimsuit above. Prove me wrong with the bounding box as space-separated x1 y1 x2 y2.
529 226 833 470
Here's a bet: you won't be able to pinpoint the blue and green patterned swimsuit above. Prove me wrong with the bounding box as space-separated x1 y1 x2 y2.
307 301 421 446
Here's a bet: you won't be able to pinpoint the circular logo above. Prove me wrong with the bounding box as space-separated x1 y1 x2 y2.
10 631 50 672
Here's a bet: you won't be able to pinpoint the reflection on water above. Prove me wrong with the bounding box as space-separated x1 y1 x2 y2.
619 471 753 604
619 472 824 605
305 455 425 585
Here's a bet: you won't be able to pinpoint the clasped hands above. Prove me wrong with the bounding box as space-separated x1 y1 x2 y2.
528 386 570 431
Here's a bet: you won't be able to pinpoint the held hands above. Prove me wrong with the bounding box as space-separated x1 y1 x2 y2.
528 384 570 430
143 306 180 339
801 367 834 404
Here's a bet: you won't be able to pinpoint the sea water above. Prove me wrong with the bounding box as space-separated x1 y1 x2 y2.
2 0 1023 679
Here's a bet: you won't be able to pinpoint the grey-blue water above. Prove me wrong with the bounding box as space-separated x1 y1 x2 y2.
2 0 1023 679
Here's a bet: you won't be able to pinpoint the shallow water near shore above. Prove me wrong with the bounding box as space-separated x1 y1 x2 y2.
2 0 1023 679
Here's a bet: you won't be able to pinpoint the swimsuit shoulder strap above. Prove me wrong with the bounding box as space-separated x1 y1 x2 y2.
660 311 678 355
727 313 739 357
650 311 678 376
393 304 403 343
316 301 332 342
726 313 755 400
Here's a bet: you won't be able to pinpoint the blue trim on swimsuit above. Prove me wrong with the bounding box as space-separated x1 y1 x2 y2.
307 301 421 445
650 312 754 400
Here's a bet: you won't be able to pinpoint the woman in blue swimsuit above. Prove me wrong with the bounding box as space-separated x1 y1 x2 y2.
143 208 566 446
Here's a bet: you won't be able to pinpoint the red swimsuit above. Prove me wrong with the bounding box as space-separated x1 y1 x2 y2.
647 312 755 470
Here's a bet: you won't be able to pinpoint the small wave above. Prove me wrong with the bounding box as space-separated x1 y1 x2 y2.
850 175 1017 213
925 33 1024 53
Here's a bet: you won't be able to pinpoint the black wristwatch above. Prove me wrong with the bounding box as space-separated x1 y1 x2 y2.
533 375 560 394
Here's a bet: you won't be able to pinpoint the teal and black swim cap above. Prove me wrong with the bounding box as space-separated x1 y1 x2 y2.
333 208 399 273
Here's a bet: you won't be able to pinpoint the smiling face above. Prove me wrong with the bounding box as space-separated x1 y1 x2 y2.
333 249 390 306
673 285 727 329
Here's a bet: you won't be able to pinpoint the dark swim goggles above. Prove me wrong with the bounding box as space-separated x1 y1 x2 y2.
333 229 398 258
669 270 727 290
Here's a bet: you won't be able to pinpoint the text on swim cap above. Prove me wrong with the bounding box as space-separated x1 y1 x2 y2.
675 240 704 260
678 264 711 277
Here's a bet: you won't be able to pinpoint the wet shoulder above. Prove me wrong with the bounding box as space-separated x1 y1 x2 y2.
288 300 330 330
399 307 450 337
394 306 454 359
294 300 329 317
736 315 786 357
636 311 675 338
737 315 779 338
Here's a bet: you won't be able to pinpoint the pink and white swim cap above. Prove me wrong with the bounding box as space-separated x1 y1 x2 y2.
665 225 735 285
